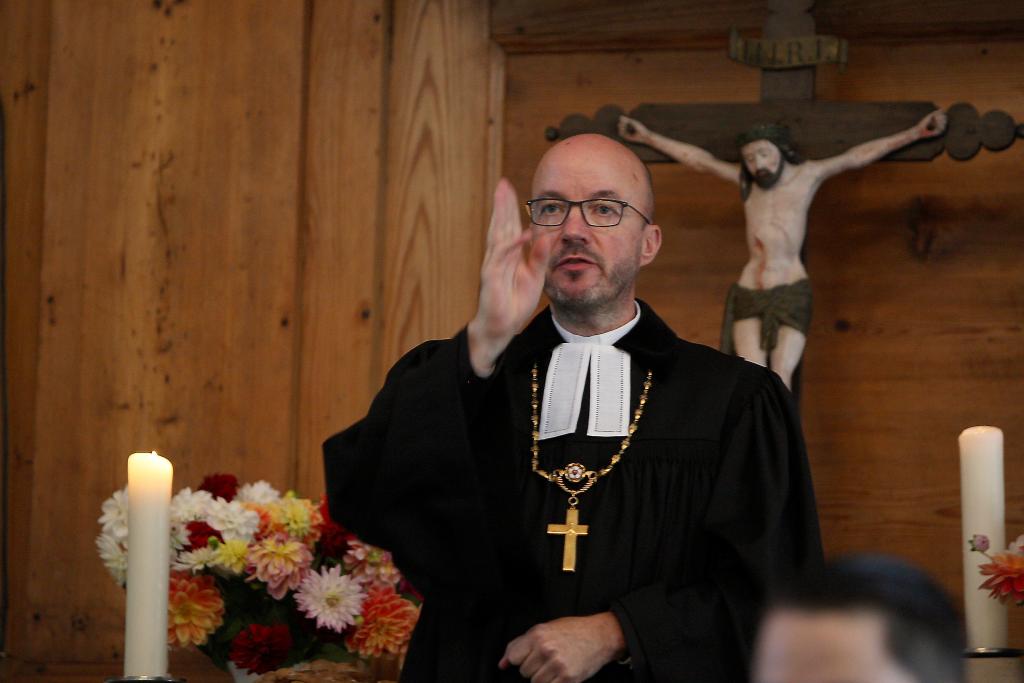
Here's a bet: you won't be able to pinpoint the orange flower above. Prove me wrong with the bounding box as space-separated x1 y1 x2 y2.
345 584 419 657
168 572 225 647
980 552 1024 604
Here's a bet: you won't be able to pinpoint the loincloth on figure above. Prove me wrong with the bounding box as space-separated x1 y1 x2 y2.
720 278 812 355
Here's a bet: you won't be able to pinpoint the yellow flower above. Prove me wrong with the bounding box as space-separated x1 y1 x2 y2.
266 495 323 545
167 572 225 647
213 538 249 575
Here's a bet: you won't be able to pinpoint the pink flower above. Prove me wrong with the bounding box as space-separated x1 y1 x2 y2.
343 539 401 588
246 533 313 599
970 534 991 553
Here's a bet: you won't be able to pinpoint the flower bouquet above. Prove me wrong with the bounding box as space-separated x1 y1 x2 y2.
97 473 420 678
969 533 1024 605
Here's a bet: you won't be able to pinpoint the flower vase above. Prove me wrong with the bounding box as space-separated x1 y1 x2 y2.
227 662 261 683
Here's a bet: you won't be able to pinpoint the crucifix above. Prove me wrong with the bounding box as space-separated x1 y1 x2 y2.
544 0 1021 398
547 507 589 572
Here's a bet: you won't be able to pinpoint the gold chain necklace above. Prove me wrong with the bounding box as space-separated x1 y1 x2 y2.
530 362 653 572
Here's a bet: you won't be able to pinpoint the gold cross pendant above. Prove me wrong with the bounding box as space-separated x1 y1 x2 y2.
547 507 589 572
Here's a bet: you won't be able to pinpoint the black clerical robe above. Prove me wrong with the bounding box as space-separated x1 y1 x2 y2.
324 301 822 682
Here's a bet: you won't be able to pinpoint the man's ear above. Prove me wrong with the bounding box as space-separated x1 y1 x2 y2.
639 223 662 266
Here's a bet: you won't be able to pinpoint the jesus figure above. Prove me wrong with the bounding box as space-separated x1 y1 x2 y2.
618 110 947 388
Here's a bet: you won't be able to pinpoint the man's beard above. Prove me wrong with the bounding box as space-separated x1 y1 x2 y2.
543 244 639 318
753 157 785 190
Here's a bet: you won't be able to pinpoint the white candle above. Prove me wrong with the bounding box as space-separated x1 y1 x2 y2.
959 426 1008 649
124 451 173 676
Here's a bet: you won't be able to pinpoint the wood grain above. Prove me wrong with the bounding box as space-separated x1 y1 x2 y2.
1 648 228 683
492 0 1024 53
294 0 388 499
23 0 305 661
378 0 494 369
0 0 51 656
503 39 1024 636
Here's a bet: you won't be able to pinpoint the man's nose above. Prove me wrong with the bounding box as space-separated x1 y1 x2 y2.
560 204 590 239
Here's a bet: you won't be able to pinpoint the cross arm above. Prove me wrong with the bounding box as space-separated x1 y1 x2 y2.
619 115 739 185
811 110 947 180
548 102 946 162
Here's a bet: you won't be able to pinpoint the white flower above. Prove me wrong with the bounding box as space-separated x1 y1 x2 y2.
170 487 215 525
173 546 218 573
236 481 281 504
98 488 129 541
170 522 189 552
1009 534 1024 554
96 532 128 586
207 499 260 542
295 565 366 632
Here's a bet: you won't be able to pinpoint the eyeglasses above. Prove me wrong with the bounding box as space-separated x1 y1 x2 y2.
525 198 652 228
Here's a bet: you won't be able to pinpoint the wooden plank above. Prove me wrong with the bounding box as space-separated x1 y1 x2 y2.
503 37 1024 639
1 649 229 683
492 0 767 52
25 0 305 662
378 0 494 368
295 0 388 498
492 0 1024 53
486 41 507 198
0 0 51 656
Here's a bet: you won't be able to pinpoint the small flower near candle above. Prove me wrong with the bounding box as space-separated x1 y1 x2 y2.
970 534 991 553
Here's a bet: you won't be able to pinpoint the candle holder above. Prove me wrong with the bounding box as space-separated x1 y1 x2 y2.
104 677 186 682
964 647 1024 657
963 648 1024 683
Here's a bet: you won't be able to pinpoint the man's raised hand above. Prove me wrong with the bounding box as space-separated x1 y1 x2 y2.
467 179 552 377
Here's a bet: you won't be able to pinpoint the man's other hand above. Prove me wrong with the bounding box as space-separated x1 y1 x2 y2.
467 178 552 378
498 613 627 683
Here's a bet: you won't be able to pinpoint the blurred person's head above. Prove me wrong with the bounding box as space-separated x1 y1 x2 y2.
753 555 965 683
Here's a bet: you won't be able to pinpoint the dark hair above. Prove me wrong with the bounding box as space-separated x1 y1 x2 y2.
767 555 965 683
738 134 804 200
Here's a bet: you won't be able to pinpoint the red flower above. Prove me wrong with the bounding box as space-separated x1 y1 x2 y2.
228 623 292 675
398 577 423 602
186 521 223 550
980 552 1024 604
317 496 355 558
199 473 239 501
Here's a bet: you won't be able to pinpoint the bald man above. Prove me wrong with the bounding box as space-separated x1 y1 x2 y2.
324 134 822 683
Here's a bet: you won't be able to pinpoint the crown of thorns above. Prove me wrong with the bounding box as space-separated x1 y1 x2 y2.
736 124 793 149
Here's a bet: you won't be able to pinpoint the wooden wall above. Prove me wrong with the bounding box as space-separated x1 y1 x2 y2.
1 0 493 680
2 1 1022 680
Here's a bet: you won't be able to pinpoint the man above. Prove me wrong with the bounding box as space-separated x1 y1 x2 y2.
617 111 947 389
324 134 822 682
753 555 965 683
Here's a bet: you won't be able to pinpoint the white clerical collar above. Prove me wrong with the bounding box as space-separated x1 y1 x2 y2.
539 303 640 441
550 301 641 346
